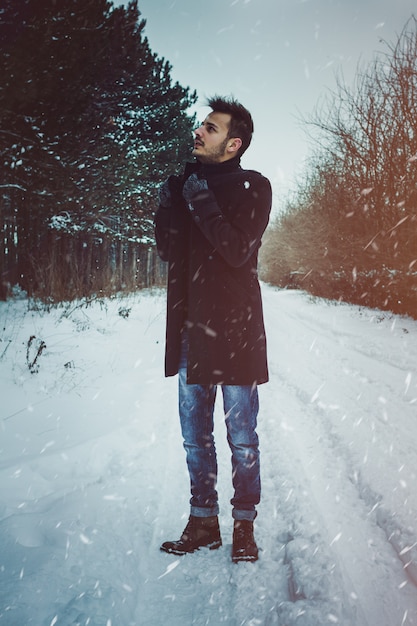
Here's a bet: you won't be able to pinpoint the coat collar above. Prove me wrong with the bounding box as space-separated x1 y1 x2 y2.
184 155 241 179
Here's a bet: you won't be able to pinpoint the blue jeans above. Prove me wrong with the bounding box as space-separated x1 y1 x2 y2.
178 334 261 522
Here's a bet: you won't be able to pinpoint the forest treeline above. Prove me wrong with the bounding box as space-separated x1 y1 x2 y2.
2 4 417 318
0 0 196 301
261 17 417 319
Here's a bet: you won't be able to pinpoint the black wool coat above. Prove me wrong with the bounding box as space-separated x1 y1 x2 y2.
154 156 272 385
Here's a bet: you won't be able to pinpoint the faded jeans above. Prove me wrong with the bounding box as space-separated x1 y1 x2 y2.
178 332 260 522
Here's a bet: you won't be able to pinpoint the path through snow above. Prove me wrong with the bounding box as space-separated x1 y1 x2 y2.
0 286 416 625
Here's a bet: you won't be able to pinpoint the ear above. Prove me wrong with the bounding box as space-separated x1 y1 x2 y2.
227 137 242 154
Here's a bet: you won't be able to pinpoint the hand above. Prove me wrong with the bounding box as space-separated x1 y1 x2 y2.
182 173 210 206
158 175 181 208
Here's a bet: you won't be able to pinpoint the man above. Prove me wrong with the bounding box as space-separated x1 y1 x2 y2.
154 96 272 562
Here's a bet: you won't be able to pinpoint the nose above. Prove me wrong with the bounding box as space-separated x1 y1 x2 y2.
194 124 203 137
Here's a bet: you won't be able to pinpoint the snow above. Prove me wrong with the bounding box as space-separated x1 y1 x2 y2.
0 285 416 626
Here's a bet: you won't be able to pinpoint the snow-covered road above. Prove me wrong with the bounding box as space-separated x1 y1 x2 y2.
0 286 416 625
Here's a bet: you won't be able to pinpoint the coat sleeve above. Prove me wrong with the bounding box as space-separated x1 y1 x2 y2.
187 174 272 268
154 172 191 262
154 206 171 261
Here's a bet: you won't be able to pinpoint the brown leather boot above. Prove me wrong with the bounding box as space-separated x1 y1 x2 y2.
160 515 222 555
232 520 258 563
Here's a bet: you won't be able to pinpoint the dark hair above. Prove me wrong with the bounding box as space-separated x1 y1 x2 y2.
207 95 254 157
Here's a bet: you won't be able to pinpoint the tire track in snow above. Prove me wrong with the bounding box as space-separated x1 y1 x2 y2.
261 288 417 625
264 289 417 591
260 379 417 626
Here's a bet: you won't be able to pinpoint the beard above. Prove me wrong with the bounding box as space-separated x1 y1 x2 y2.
193 137 229 164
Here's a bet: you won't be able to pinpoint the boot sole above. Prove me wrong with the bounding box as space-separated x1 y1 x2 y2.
160 539 222 556
232 550 259 563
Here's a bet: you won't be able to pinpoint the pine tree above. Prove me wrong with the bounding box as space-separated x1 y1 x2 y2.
0 0 196 297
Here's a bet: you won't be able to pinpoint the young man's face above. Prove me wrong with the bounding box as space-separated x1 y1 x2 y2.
193 112 241 163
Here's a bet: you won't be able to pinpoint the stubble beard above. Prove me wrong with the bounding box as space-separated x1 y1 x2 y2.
193 137 229 164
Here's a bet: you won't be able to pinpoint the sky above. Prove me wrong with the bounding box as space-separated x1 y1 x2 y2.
120 0 416 210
